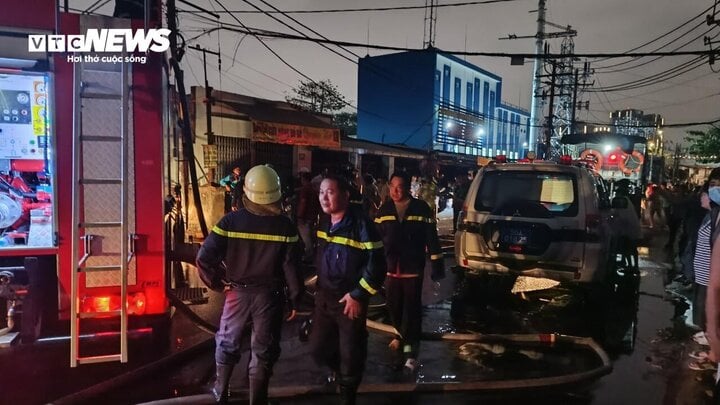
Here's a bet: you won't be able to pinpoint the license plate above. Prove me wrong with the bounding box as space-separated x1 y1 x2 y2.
501 228 528 245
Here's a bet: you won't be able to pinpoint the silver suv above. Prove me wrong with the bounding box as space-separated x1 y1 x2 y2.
454 160 615 285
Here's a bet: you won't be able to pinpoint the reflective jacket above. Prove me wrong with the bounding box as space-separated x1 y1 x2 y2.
315 209 386 301
374 198 444 280
196 208 302 308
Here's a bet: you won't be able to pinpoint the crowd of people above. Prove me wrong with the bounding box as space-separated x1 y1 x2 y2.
636 169 720 400
196 163 457 404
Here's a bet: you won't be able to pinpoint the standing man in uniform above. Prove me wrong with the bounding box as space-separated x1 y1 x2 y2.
310 174 386 405
374 172 445 371
196 165 302 404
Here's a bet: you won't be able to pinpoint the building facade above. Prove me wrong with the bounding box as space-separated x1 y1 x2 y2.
357 50 530 160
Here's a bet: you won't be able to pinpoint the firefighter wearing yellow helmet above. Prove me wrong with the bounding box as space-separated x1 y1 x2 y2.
196 164 302 404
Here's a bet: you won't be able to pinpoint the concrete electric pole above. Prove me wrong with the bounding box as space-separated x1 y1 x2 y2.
528 0 546 154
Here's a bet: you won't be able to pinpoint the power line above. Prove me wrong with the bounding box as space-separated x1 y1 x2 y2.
203 22 719 59
240 0 358 64
179 0 522 15
604 70 717 103
211 0 318 86
207 0 438 127
593 3 715 65
595 25 716 73
589 56 708 92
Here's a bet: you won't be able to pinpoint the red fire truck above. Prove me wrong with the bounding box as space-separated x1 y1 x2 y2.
0 2 171 366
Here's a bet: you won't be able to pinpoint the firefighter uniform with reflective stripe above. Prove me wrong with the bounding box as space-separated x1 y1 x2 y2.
310 208 386 391
374 197 444 360
196 205 302 401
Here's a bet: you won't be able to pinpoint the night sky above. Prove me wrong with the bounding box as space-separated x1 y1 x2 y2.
92 0 720 143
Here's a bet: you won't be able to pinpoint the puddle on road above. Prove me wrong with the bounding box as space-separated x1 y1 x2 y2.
413 340 604 384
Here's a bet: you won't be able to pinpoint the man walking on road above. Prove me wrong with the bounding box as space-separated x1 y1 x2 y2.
310 174 386 405
374 172 445 372
196 165 302 404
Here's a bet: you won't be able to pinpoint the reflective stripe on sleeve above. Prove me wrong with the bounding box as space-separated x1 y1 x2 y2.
212 226 299 243
359 278 378 295
316 231 384 250
374 215 396 223
406 215 436 224
430 253 444 260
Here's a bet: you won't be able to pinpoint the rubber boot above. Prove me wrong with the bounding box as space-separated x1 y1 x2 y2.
249 376 270 405
211 363 235 404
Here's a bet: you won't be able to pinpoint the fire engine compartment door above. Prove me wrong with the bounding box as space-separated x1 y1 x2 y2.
0 71 55 250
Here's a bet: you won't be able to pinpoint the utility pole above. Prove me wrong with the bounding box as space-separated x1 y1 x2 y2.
423 0 438 48
189 45 220 146
545 63 556 157
571 68 578 140
167 0 208 237
528 0 546 154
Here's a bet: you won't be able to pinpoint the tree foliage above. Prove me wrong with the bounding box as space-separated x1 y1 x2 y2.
333 112 357 136
685 126 720 163
286 79 346 114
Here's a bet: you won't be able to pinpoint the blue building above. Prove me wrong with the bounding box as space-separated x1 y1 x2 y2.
357 50 530 160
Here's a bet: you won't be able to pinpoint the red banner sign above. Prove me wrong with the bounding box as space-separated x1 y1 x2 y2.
252 120 340 148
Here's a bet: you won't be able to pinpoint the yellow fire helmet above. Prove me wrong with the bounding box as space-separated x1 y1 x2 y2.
243 165 282 205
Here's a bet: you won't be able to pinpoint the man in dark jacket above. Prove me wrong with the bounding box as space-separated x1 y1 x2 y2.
374 172 444 371
311 174 386 405
196 165 302 404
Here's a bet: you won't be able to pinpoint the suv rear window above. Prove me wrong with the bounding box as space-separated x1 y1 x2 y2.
474 171 578 217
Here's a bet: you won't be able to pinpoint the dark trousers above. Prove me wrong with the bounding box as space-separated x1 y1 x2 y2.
224 192 233 213
310 290 368 388
693 284 708 331
667 219 681 249
386 276 423 358
215 287 283 382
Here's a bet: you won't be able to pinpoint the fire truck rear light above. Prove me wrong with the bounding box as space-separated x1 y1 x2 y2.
82 296 116 314
81 293 147 315
129 292 147 315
